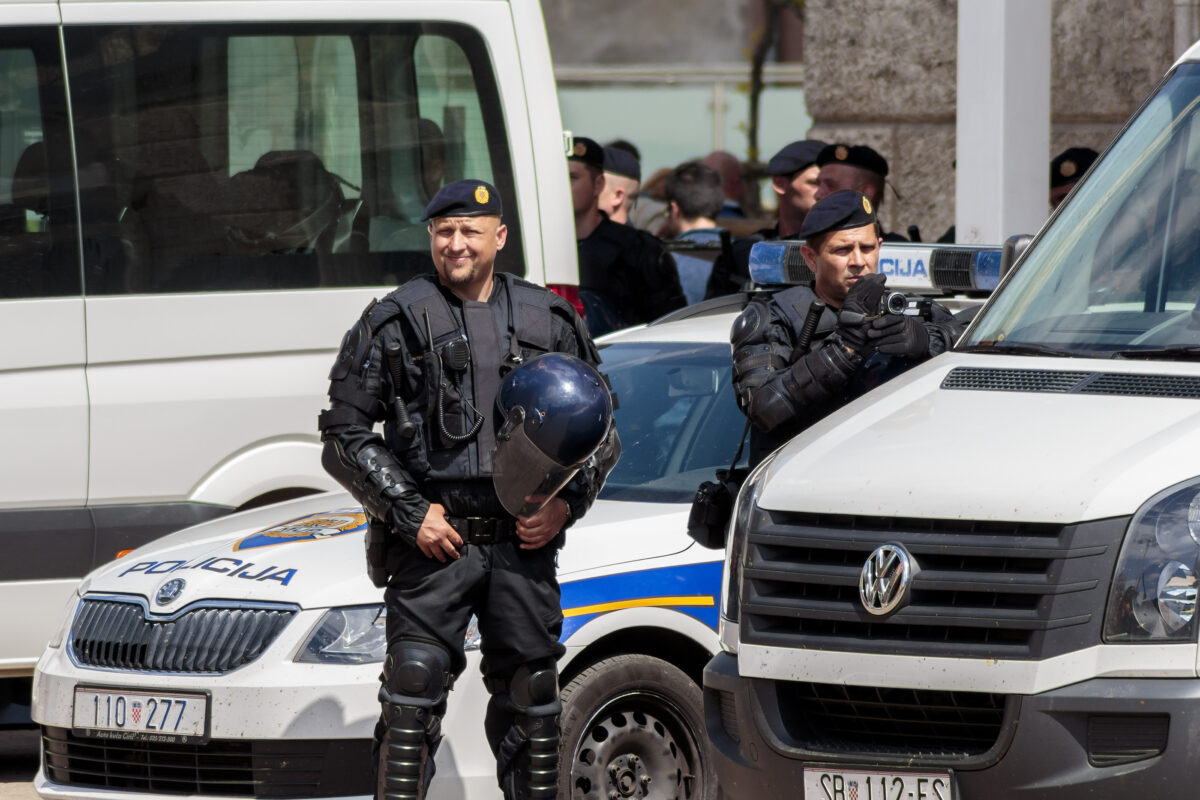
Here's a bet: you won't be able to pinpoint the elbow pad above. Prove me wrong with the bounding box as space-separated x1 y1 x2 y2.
322 440 423 539
747 341 861 432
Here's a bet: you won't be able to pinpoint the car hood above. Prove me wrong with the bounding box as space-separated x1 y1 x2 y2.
758 352 1200 524
82 492 691 610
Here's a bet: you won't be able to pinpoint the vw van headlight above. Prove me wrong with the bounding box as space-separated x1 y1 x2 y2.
298 605 387 664
720 451 778 629
1105 478 1200 642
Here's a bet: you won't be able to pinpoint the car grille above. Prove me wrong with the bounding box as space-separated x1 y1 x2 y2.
741 512 1127 659
774 682 1010 758
41 726 372 798
70 597 295 673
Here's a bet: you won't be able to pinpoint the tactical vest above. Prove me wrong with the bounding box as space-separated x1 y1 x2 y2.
365 273 570 483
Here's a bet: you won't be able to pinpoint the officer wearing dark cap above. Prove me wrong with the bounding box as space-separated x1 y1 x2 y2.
600 145 641 224
815 143 908 242
571 136 686 336
704 139 827 300
319 178 619 800
730 190 961 465
1050 147 1099 209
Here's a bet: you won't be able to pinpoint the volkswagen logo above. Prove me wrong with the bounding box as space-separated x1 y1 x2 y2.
155 578 186 606
859 543 912 616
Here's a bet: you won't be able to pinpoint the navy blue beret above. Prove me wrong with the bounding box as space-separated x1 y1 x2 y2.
422 179 503 221
766 139 828 176
817 143 889 177
603 146 641 181
568 136 605 170
1050 147 1098 188
800 190 878 240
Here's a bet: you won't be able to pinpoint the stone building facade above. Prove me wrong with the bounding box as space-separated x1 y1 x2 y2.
545 0 1181 242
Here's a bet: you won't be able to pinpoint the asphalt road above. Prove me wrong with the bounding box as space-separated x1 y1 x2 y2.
0 730 39 800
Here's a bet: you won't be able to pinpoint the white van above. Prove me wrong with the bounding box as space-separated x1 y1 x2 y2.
708 37 1200 800
0 0 576 723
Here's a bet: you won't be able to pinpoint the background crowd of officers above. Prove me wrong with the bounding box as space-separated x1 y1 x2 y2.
570 133 1100 337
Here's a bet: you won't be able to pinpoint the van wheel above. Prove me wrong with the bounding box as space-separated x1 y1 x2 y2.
559 654 716 800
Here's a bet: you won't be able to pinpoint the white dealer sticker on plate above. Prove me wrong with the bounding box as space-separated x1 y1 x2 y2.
804 767 951 800
73 688 208 742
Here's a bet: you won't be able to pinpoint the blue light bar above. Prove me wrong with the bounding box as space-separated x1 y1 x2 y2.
749 238 1004 294
747 241 797 286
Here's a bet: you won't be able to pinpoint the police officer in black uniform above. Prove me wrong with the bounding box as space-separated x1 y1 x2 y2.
318 180 619 800
570 136 686 336
704 139 826 299
731 190 961 466
815 143 909 242
1050 146 1099 209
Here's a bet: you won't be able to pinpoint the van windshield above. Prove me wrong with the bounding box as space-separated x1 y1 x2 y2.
967 62 1200 359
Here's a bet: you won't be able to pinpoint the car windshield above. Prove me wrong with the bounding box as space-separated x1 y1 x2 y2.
966 62 1200 359
598 340 747 504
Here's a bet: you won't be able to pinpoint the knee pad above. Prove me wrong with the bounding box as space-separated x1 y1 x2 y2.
508 658 561 714
381 639 452 708
490 658 561 800
376 640 452 800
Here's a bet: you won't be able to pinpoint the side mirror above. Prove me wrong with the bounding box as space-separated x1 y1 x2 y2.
1001 233 1033 276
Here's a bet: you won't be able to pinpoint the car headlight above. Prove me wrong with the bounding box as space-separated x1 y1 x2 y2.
719 451 778 627
47 586 84 650
297 605 387 664
297 607 484 664
464 615 481 651
1105 478 1200 642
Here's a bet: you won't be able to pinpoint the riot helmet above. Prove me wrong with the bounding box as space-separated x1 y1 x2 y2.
493 353 614 517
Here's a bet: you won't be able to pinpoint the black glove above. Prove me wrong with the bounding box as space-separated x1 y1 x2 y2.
868 314 931 358
836 273 887 353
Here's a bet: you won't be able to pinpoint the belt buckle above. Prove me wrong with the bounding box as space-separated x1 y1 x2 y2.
467 516 494 544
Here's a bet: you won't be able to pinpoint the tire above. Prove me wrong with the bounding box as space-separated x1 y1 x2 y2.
558 653 717 800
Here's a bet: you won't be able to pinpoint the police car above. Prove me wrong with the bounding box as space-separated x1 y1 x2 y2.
30 297 749 800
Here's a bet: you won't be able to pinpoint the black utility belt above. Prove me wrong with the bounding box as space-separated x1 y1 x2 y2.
446 516 517 544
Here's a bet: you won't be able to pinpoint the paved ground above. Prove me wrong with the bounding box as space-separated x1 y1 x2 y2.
0 730 39 800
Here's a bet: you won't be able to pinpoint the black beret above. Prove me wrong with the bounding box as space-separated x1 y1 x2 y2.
817 143 889 177
766 139 827 176
568 136 605 170
603 146 641 181
422 179 503 221
800 190 878 240
1050 147 1098 188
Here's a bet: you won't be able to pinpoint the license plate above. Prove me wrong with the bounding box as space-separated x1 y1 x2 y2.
804 767 952 800
73 687 209 743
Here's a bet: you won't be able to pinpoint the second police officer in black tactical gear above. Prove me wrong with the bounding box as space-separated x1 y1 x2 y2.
318 179 620 800
704 139 826 299
570 136 687 337
730 190 962 467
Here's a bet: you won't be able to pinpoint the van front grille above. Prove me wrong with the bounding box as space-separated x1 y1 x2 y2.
741 512 1127 659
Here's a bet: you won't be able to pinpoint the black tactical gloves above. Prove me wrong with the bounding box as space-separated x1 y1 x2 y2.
868 313 931 358
836 273 887 353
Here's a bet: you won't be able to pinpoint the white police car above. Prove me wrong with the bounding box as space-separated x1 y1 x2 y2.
30 297 748 800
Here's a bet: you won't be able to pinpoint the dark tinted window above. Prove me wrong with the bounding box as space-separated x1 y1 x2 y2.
63 23 520 295
0 29 80 299
599 341 747 504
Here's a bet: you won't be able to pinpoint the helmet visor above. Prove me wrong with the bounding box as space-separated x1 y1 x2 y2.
492 411 581 518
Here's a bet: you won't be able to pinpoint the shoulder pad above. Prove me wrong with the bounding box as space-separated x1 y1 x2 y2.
329 315 371 381
731 299 771 349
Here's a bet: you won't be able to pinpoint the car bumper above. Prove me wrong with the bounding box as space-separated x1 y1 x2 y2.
32 613 500 800
704 650 1200 800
